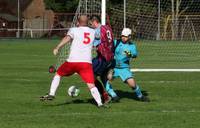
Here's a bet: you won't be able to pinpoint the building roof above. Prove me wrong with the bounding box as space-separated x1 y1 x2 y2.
0 13 18 21
0 0 33 14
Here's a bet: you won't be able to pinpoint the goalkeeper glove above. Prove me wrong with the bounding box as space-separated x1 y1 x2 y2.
124 50 132 57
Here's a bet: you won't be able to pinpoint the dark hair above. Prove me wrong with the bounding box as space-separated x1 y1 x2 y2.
90 15 101 23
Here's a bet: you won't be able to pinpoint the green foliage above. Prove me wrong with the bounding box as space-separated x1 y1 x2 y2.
108 0 123 5
44 0 79 12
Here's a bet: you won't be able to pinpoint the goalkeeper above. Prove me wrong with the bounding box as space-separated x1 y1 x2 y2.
106 28 150 102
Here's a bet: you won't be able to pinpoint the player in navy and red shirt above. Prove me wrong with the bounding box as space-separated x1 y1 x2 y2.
90 15 116 103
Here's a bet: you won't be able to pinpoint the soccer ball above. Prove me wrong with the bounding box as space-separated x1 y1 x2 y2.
67 86 80 97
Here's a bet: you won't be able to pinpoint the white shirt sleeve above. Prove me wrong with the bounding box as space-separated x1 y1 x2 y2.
67 28 74 39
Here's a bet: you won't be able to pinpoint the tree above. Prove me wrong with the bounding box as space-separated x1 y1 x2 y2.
44 0 79 12
171 0 194 40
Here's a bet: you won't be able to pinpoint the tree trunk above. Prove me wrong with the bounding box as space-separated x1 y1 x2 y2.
171 0 175 40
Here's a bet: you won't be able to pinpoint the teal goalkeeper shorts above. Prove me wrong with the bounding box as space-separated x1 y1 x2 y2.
113 68 134 82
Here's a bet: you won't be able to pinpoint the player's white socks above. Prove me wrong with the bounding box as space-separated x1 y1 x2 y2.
49 75 61 96
90 87 103 106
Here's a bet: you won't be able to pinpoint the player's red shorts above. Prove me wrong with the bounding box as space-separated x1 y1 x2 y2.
57 61 94 84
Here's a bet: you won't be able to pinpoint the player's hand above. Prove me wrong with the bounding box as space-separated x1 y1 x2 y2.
124 50 132 57
53 48 59 56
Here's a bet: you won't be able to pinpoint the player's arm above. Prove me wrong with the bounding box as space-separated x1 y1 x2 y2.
93 28 101 47
53 35 72 56
124 44 138 58
130 44 138 58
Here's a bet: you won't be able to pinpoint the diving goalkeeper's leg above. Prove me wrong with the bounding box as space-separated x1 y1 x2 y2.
105 81 119 102
126 78 150 102
105 69 119 102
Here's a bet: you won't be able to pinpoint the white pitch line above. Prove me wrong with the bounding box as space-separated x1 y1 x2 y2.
131 69 200 72
137 80 198 84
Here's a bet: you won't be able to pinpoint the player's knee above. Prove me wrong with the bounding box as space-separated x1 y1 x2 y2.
107 69 114 81
87 83 95 89
55 73 61 78
126 78 136 87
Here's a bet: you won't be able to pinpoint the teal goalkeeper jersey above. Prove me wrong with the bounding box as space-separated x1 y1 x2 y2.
114 39 138 68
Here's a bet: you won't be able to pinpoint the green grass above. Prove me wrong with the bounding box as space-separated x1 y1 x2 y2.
135 40 200 68
0 39 200 128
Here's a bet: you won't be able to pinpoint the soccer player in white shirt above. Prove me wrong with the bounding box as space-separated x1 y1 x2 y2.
40 15 105 107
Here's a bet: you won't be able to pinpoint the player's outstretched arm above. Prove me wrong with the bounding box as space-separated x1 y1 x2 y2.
53 35 72 56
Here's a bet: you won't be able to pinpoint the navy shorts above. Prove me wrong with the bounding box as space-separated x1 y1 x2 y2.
92 57 108 76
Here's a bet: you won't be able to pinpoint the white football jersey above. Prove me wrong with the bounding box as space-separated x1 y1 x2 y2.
66 26 95 63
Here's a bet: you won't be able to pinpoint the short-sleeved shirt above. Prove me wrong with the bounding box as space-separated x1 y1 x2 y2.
93 25 101 47
67 26 95 63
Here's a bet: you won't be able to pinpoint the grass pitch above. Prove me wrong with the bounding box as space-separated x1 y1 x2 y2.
0 39 200 128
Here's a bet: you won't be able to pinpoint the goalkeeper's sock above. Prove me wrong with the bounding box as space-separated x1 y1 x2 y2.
49 75 61 96
90 87 103 106
105 81 117 98
132 85 143 98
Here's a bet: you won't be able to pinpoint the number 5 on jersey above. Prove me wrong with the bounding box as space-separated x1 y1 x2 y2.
83 32 91 44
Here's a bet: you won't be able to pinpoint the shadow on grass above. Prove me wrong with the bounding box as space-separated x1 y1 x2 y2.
115 90 149 101
44 90 149 106
53 98 97 106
